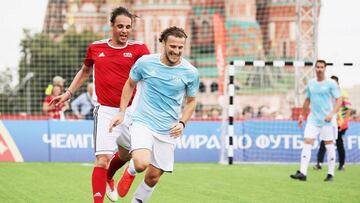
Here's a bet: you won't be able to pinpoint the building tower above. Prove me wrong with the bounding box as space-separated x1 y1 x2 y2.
43 0 67 38
131 0 192 55
65 0 109 35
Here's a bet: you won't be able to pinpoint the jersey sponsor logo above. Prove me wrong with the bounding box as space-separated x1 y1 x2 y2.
171 76 181 81
123 52 132 57
0 121 24 162
98 52 105 57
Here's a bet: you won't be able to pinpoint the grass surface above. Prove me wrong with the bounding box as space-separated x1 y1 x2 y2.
0 163 359 203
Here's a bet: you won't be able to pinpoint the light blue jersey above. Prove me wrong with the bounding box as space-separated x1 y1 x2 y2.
306 78 340 126
129 54 199 135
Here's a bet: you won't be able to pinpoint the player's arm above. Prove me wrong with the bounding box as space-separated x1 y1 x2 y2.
109 78 137 132
50 64 93 106
179 96 197 124
325 97 342 122
298 97 310 128
119 78 137 113
170 96 197 138
67 64 93 96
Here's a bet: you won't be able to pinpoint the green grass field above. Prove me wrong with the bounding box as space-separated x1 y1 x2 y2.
0 163 359 203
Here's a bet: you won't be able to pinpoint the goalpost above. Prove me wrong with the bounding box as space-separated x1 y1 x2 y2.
220 60 359 164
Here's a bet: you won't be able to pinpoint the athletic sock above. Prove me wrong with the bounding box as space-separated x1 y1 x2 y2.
128 159 137 176
325 143 336 176
107 151 127 181
92 167 107 203
300 143 312 175
131 180 155 203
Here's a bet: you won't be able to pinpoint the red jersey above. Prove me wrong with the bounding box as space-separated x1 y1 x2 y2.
84 39 150 107
44 96 64 119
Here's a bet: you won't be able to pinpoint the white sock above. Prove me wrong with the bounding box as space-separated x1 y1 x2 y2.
131 180 155 203
300 143 312 175
325 143 336 176
127 159 137 176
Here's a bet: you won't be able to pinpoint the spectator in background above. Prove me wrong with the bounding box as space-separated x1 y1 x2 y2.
350 109 357 120
45 75 66 96
257 105 270 118
43 84 69 119
53 76 65 89
71 83 95 120
209 108 221 118
314 75 352 171
257 105 279 119
242 105 254 119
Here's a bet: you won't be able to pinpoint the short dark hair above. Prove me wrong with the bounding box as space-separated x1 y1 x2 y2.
330 75 339 83
316 59 327 67
110 6 134 25
159 26 188 43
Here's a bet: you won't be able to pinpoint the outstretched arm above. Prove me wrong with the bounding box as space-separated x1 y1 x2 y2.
325 97 342 122
50 64 93 106
109 78 137 132
170 96 197 138
298 98 310 128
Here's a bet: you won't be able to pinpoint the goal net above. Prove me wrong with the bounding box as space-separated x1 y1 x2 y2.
1 0 359 164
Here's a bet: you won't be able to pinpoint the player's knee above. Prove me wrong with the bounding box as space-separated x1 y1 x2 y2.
324 140 333 145
118 147 131 162
304 138 314 145
95 156 110 168
133 160 149 172
145 174 160 187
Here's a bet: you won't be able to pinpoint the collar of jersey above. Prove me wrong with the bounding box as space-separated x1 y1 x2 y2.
158 54 183 68
107 39 128 49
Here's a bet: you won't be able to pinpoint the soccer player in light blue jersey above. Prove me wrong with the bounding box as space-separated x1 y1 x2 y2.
290 60 342 182
109 26 199 202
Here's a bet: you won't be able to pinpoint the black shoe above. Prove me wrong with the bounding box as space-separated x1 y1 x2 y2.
324 174 333 182
290 170 307 181
338 165 345 171
313 164 322 170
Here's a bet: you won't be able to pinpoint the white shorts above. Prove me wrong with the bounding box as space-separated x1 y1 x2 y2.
93 105 131 156
129 122 176 172
304 123 338 141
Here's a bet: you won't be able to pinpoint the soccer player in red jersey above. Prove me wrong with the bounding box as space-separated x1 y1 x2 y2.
50 6 149 203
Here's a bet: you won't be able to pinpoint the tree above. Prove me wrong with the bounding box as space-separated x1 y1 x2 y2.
10 29 101 114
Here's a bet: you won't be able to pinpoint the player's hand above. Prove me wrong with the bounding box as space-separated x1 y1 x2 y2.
170 122 184 138
109 113 124 133
324 113 333 123
298 115 303 128
49 91 71 107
